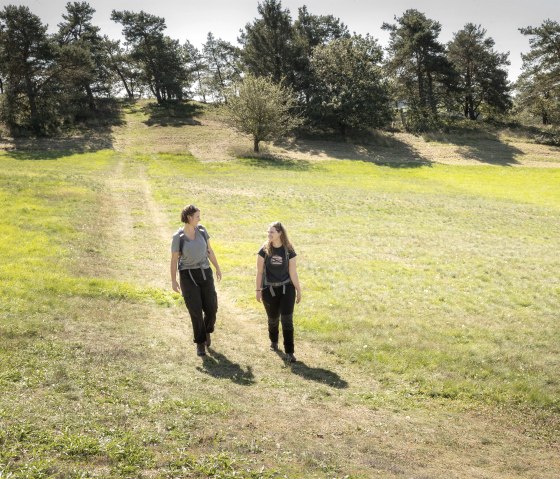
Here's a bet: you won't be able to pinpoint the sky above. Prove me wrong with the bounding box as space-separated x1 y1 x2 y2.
7 0 560 81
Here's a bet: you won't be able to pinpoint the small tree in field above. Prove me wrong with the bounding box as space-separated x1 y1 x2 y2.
224 74 301 152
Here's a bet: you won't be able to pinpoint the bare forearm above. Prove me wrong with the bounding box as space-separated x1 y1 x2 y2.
170 257 178 282
208 250 220 272
290 272 301 291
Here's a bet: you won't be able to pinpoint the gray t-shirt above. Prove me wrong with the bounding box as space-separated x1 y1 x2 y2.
171 226 211 270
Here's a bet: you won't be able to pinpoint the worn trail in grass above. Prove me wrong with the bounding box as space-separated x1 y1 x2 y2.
1 103 559 478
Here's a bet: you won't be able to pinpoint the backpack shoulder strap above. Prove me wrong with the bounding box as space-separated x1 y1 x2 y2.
197 225 209 244
178 230 185 257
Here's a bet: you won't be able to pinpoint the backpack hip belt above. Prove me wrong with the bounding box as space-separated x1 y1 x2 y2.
263 278 292 297
185 265 208 287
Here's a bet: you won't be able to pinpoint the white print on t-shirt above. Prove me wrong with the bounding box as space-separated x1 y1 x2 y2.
270 255 283 265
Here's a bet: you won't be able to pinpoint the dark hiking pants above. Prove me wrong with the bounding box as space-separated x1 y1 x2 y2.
179 268 218 344
262 283 295 354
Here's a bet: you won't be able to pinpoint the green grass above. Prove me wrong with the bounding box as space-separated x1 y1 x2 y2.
0 149 282 477
144 153 560 412
1 116 559 476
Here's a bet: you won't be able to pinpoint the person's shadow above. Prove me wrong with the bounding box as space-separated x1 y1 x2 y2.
290 361 348 388
197 349 255 386
273 351 348 389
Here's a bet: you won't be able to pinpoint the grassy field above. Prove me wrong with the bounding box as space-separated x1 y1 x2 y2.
0 102 559 478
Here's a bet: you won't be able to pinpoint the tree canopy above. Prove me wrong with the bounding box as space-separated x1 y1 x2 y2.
310 35 392 133
447 23 511 120
1 2 553 135
223 74 302 152
517 20 560 125
238 0 295 84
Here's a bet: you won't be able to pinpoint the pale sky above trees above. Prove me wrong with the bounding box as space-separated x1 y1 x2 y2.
11 0 560 80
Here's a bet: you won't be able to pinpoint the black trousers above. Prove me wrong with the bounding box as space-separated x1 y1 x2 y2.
179 268 218 344
262 283 295 354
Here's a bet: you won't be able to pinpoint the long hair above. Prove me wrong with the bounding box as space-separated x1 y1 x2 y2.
264 221 294 257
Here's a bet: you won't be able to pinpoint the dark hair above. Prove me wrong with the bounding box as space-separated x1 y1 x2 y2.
181 204 199 224
264 221 294 256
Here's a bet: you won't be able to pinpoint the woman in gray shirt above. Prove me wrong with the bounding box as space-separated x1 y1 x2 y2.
171 204 222 357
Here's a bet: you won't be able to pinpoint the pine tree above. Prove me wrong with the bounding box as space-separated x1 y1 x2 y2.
517 20 560 125
238 0 296 84
382 9 454 129
0 5 55 133
448 23 511 120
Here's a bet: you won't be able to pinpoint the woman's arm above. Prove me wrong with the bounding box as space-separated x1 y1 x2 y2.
170 252 181 293
256 255 265 303
207 240 222 281
289 257 302 304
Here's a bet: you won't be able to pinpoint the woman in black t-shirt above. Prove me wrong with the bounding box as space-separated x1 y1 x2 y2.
256 222 302 362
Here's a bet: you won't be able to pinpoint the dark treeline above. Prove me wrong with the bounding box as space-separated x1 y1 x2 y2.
0 0 558 135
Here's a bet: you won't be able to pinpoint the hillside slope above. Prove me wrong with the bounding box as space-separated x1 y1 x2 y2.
0 102 558 478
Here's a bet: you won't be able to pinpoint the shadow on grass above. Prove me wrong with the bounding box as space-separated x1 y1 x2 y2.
289 360 349 389
5 133 115 160
239 155 316 171
275 132 432 169
2 100 124 160
197 348 255 386
422 130 524 166
271 349 348 388
142 101 204 127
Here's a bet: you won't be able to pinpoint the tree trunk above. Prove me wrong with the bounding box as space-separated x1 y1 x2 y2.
115 67 133 99
25 75 40 133
195 69 207 103
253 138 260 152
426 70 437 114
150 83 162 103
85 83 96 111
415 53 426 108
468 95 476 120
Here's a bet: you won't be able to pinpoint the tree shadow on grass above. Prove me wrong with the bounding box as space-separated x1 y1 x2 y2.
142 101 204 127
422 130 524 166
2 100 123 160
275 132 432 169
239 155 316 171
197 349 255 386
4 132 116 160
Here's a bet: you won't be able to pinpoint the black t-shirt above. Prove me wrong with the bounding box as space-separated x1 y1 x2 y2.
258 245 296 284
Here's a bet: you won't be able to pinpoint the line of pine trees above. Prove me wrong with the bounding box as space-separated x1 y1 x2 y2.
0 0 558 135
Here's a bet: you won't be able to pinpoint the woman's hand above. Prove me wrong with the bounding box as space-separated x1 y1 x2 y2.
215 267 222 282
172 279 181 294
256 290 262 303
296 288 302 304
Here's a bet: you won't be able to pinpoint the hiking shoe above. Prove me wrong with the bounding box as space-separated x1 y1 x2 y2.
286 353 297 363
270 342 278 351
206 333 211 348
197 343 206 357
